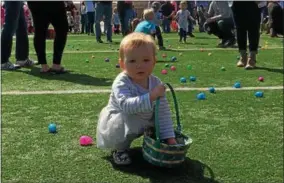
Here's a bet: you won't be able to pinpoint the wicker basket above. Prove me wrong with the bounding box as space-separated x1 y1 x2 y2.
142 83 192 168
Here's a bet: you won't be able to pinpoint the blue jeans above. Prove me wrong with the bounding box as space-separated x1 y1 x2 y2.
120 9 134 36
81 14 88 33
162 18 171 33
95 3 112 41
1 1 28 63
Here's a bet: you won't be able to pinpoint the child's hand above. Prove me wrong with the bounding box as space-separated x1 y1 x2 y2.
150 84 166 102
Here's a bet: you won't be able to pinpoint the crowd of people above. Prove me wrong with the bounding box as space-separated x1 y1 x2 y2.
1 1 283 71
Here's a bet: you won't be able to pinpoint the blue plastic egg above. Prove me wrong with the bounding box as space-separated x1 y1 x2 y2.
189 76 196 82
180 77 186 83
234 82 241 88
255 91 263 98
197 93 206 100
48 123 57 133
209 87 215 93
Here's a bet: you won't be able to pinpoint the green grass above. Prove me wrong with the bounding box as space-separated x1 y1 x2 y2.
2 32 283 183
2 91 283 183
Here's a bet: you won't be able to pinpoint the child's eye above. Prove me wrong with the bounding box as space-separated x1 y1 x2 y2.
129 60 136 63
144 59 150 62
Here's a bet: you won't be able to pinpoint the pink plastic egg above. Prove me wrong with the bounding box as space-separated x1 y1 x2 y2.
258 76 264 82
79 136 93 146
161 69 168 74
170 66 176 71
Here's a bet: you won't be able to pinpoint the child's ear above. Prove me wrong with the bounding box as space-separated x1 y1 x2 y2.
119 58 125 69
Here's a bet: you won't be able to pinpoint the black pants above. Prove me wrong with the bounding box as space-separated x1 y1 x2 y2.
232 1 261 52
179 28 187 42
28 1 68 65
206 18 235 41
87 12 94 34
153 26 164 47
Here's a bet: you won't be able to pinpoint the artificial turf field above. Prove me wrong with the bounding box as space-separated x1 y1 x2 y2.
1 32 283 183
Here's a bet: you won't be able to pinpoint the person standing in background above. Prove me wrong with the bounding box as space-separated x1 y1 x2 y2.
1 1 36 70
80 1 88 34
85 0 95 35
95 1 112 43
231 1 263 69
28 1 68 73
117 1 134 36
160 1 175 33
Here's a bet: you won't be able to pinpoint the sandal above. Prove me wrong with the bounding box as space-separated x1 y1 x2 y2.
50 67 69 74
40 68 53 74
112 150 132 165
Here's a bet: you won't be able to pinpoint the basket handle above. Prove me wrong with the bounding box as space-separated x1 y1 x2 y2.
154 83 182 143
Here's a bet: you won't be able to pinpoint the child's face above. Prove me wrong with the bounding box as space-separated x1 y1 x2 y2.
120 44 156 83
181 3 187 10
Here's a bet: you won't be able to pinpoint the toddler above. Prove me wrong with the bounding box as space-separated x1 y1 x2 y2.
113 7 120 34
134 8 156 35
96 32 177 165
73 10 81 34
175 1 195 43
67 11 74 33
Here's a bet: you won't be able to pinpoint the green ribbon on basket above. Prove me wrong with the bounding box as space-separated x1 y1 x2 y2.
154 83 182 148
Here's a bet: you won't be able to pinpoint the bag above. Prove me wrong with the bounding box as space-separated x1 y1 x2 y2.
142 83 192 168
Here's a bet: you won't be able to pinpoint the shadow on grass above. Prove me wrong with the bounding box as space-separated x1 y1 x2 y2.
103 147 219 183
15 67 113 86
254 66 284 75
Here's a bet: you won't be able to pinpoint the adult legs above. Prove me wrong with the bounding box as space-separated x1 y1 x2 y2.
87 12 94 34
49 3 68 68
95 3 103 42
104 4 113 42
1 1 26 69
232 1 248 67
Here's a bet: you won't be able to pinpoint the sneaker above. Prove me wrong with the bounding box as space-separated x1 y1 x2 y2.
188 33 195 37
107 39 113 43
237 56 247 67
16 58 37 67
217 39 227 48
1 61 21 70
112 150 132 165
224 38 236 47
245 57 256 69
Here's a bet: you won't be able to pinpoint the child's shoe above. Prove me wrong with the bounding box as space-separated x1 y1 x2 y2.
245 57 256 69
236 56 247 67
112 150 132 165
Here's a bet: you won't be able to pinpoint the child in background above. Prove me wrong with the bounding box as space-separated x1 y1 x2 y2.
73 10 81 33
175 1 195 43
67 11 74 33
113 7 120 34
96 32 177 165
151 2 166 50
134 9 156 35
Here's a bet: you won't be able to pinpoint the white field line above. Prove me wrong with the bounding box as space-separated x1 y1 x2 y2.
2 86 283 95
12 46 283 55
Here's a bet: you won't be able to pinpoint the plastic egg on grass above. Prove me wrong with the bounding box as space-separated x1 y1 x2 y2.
115 64 120 68
189 76 196 82
170 66 176 71
105 58 110 62
255 91 264 98
208 53 212 56
234 82 241 88
221 66 226 71
79 136 93 146
171 56 177 62
208 87 215 93
258 76 264 82
161 69 168 74
180 77 186 83
48 123 57 133
187 65 192 70
197 93 206 100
